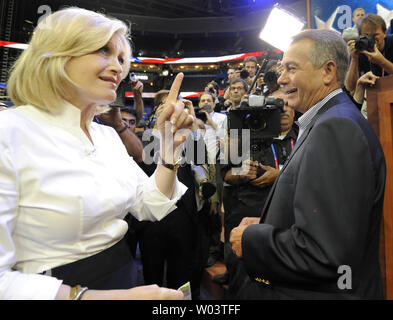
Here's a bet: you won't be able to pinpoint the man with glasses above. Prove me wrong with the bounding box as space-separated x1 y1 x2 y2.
226 78 249 111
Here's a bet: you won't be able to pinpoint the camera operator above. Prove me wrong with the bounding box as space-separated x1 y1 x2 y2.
204 81 225 112
222 103 297 239
345 13 393 93
213 94 298 285
243 56 258 81
261 60 284 97
197 92 227 134
234 56 259 89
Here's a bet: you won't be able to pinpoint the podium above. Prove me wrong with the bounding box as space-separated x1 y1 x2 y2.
367 74 393 299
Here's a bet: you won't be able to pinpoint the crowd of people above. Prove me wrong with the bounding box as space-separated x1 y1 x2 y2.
0 6 391 300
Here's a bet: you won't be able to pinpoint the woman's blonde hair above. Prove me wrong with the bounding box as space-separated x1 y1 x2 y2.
7 7 131 111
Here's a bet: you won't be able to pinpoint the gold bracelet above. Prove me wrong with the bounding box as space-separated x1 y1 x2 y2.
69 285 89 300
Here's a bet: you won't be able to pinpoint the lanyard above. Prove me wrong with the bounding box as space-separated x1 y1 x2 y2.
271 138 295 170
270 144 279 170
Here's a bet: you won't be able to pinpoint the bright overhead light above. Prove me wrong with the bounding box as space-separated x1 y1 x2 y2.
135 74 148 80
259 6 305 52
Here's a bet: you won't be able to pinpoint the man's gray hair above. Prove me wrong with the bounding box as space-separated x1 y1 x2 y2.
291 29 349 85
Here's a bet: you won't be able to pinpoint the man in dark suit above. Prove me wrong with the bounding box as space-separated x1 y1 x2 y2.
229 29 386 299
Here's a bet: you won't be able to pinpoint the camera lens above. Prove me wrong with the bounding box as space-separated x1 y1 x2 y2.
244 113 267 132
251 144 260 152
194 107 207 122
240 69 249 79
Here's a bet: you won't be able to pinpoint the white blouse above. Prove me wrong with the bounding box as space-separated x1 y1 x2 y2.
0 104 187 300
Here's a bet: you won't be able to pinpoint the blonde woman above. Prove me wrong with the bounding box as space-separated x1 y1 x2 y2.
0 7 194 300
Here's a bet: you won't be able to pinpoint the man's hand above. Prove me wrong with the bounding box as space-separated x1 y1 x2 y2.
347 40 359 59
230 224 249 258
249 164 279 188
202 110 217 130
353 71 380 104
230 217 260 258
210 202 218 215
224 99 232 108
239 217 260 226
357 71 379 88
238 159 258 181
130 80 144 95
361 44 385 65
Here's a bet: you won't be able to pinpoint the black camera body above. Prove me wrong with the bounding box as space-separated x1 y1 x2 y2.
194 105 211 122
228 96 283 138
355 34 375 52
228 95 284 176
240 69 250 79
264 69 279 88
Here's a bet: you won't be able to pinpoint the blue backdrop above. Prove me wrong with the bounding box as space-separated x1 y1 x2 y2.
311 0 393 32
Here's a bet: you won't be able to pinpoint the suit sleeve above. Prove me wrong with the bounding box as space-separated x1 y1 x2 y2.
242 117 376 285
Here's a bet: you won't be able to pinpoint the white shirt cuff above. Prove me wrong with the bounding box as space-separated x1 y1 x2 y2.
142 170 188 221
0 270 63 300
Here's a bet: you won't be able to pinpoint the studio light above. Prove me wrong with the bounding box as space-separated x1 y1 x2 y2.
259 5 305 52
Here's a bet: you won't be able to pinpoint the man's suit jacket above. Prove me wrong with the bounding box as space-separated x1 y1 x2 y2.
241 92 386 299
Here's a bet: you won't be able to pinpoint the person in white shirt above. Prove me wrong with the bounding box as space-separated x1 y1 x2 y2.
198 92 227 163
0 7 194 300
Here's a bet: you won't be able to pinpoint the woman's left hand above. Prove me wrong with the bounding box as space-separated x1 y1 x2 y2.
156 73 194 163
